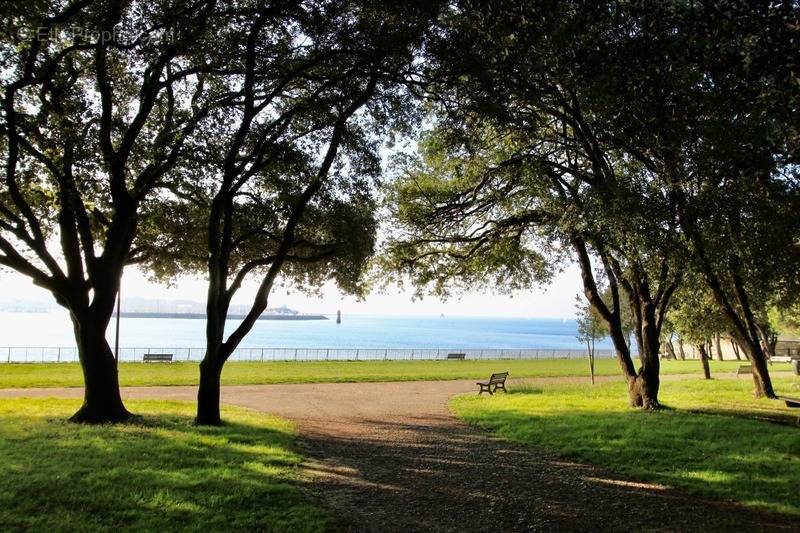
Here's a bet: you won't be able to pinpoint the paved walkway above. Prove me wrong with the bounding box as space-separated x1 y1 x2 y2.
1 378 797 532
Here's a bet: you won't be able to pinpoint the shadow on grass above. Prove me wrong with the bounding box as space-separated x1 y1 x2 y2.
296 414 797 532
683 405 800 427
0 399 329 532
452 397 800 519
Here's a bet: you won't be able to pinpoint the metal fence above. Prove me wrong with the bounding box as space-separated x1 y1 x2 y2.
0 346 617 363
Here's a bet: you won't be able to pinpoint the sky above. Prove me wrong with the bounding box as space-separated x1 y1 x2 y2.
0 135 587 319
0 262 585 319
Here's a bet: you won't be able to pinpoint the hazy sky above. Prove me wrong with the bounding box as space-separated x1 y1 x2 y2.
0 262 584 318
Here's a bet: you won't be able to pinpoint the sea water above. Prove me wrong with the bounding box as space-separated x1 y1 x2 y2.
0 311 614 359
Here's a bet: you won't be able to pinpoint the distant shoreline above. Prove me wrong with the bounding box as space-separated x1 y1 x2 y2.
119 312 328 321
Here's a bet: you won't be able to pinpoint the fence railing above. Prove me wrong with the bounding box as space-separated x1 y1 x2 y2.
0 346 617 363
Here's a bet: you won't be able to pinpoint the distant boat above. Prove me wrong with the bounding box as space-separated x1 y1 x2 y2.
440 313 445 318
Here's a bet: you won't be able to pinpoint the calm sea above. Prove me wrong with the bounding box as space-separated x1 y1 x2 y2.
0 311 613 351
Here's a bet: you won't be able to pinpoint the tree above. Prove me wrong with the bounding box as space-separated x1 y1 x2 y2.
659 318 678 360
139 0 440 424
769 301 800 340
576 286 637 383
669 284 733 380
602 1 800 397
764 299 800 359
386 1 686 408
420 0 800 401
675 173 798 395
575 295 607 384
0 0 216 422
386 122 681 408
697 343 712 380
440 0 800 399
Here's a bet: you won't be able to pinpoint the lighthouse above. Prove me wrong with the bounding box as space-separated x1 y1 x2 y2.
336 310 341 324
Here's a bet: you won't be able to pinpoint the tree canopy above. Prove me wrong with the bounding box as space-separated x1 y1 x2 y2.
136 0 441 424
1 0 219 421
383 0 799 403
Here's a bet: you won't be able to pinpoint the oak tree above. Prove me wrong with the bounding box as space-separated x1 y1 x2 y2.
0 0 216 422
138 0 441 424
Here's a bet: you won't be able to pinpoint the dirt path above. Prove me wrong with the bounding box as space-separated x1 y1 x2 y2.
1 378 796 532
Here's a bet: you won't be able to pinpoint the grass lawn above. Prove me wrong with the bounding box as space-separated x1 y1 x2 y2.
0 358 754 388
451 377 800 516
0 399 329 532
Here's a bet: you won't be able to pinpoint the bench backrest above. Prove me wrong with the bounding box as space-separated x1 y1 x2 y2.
737 365 753 374
489 372 508 383
447 353 466 360
143 353 173 362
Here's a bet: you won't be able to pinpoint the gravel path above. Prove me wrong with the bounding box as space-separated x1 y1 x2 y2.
2 378 797 532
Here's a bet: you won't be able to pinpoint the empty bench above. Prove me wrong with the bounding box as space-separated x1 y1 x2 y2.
447 353 466 360
781 397 800 409
143 353 173 363
736 365 752 376
771 356 800 375
477 372 508 395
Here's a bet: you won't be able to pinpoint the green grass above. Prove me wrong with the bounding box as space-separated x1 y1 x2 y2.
0 399 329 532
451 377 800 516
0 358 754 388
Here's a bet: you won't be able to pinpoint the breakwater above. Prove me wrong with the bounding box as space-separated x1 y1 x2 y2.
119 312 328 321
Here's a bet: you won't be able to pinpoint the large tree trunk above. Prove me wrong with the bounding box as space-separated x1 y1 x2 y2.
714 333 723 361
571 238 667 410
196 356 224 425
733 334 776 398
69 312 131 423
750 354 775 398
628 324 661 409
197 286 228 426
597 311 660 409
628 370 659 408
697 343 711 380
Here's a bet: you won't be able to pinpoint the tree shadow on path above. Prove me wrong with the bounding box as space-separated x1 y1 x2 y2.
298 415 797 532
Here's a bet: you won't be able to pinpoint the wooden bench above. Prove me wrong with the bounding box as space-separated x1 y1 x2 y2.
143 353 173 363
447 353 466 360
477 372 508 395
736 365 753 376
781 397 800 409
